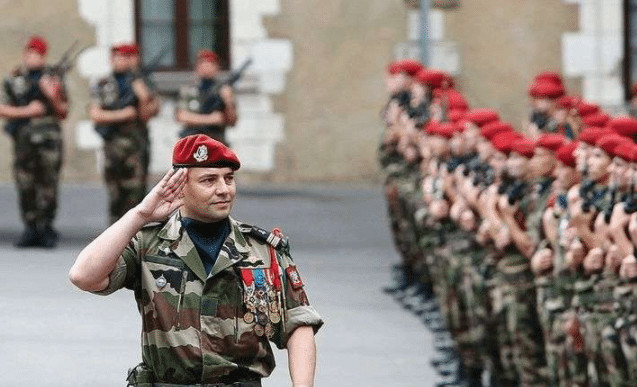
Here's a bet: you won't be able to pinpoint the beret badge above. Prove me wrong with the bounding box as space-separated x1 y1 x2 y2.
193 145 208 163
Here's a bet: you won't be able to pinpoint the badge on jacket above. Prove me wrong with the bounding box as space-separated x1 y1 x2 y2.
285 266 304 290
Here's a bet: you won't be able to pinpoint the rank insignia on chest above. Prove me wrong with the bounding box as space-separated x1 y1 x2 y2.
286 266 304 290
155 275 167 288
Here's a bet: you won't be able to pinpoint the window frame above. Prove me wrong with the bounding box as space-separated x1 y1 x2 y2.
134 0 231 72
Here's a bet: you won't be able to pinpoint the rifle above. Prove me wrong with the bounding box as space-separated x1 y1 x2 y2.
137 47 169 79
579 179 596 213
46 40 89 78
4 41 86 136
603 184 618 223
199 58 253 113
94 48 169 140
624 176 637 214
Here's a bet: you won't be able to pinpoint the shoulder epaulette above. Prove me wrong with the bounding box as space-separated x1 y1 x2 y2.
141 220 166 229
239 223 288 250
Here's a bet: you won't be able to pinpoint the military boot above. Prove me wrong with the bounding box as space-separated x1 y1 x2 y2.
38 223 59 248
14 224 40 248
383 264 411 294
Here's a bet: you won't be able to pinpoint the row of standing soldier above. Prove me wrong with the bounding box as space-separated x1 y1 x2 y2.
0 36 238 248
380 59 637 387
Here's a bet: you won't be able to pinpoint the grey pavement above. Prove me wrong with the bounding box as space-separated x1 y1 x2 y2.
0 182 437 386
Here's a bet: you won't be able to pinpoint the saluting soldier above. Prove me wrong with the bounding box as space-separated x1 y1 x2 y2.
69 135 323 386
0 36 68 248
176 50 237 144
90 44 154 224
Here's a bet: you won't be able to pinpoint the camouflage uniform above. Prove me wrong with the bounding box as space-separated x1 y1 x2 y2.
92 72 149 224
615 279 637 381
178 79 228 143
495 178 551 386
537 195 585 387
95 213 323 385
3 67 64 233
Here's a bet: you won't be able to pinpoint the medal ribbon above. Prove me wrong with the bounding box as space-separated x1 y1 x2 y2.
240 268 254 286
268 228 283 291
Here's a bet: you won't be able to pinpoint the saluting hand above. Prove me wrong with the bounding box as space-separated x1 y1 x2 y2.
136 168 187 223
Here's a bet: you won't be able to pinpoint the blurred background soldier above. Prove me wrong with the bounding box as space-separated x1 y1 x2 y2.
176 49 237 144
126 43 159 187
90 44 153 224
0 36 68 248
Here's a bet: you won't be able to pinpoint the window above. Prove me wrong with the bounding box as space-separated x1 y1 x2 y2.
135 0 230 71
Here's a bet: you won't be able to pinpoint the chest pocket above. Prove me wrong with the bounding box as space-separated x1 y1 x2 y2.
143 255 190 330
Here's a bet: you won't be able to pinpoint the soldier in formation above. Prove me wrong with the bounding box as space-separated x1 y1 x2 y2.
1 36 68 248
380 59 637 387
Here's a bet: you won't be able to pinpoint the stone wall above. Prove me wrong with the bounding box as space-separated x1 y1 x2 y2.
0 0 95 181
438 0 580 125
264 0 408 181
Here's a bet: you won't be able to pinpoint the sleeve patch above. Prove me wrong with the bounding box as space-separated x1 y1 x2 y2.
285 266 304 290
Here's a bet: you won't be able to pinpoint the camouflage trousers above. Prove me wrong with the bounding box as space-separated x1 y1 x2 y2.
494 252 548 387
103 124 149 224
384 176 429 284
618 317 637 382
582 310 629 387
12 121 62 227
534 276 585 387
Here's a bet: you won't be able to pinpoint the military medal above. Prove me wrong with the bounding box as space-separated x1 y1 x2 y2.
265 323 274 338
243 312 255 324
270 311 281 324
155 274 167 288
254 324 265 337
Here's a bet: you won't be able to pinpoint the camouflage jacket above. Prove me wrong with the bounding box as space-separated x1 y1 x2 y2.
96 212 323 384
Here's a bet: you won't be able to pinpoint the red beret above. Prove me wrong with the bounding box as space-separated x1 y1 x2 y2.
534 71 563 86
448 109 465 123
387 61 401 75
613 143 637 162
609 116 637 138
424 120 439 135
576 102 599 117
491 132 519 154
197 49 219 63
595 134 626 157
26 35 48 55
555 95 579 110
511 138 535 158
111 44 129 56
536 133 566 151
433 122 461 139
126 43 140 55
556 142 578 168
416 69 448 88
172 135 240 169
578 126 614 145
466 108 499 127
529 81 565 99
445 89 469 110
582 112 610 128
480 121 515 139
388 59 423 76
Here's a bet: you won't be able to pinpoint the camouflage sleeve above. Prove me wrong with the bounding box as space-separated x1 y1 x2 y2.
1 77 14 105
271 249 324 349
178 85 191 111
91 233 141 296
89 80 104 107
